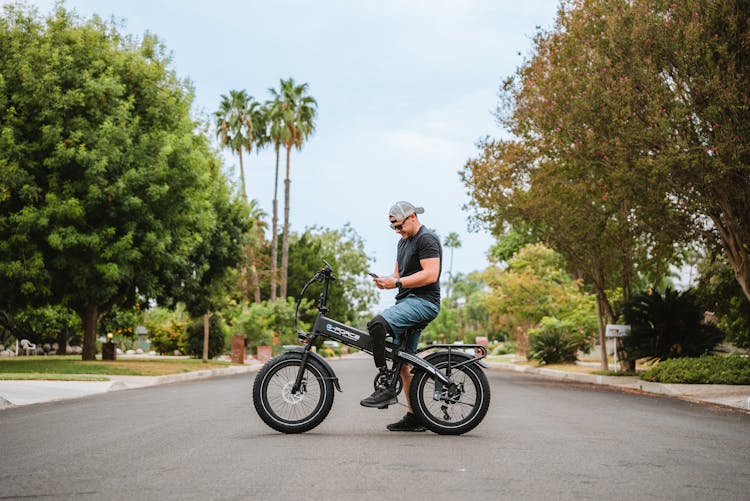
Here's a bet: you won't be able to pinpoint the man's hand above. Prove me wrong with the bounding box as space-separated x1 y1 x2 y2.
373 276 398 290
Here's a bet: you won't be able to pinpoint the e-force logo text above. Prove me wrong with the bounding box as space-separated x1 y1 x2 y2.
326 324 361 342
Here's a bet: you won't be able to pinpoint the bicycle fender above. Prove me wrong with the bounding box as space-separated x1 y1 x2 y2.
423 350 488 369
284 347 342 392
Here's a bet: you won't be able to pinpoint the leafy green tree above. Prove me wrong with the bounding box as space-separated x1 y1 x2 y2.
481 244 598 355
268 78 318 299
0 5 224 359
281 225 376 326
0 305 80 353
230 297 303 354
99 305 139 350
316 224 377 325
422 272 501 344
177 170 252 360
461 0 693 368
695 254 750 349
489 224 537 263
634 0 750 303
422 307 459 345
185 313 227 360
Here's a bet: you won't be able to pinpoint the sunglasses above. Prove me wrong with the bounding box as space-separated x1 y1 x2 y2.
389 215 411 231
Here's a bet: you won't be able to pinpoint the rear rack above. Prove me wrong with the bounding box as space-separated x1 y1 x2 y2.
416 343 488 369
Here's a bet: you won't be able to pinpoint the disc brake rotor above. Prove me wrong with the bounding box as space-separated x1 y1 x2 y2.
281 381 306 404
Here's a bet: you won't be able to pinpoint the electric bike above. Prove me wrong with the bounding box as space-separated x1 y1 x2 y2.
252 261 491 435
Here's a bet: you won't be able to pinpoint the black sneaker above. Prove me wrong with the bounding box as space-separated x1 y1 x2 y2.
360 387 397 408
387 413 427 432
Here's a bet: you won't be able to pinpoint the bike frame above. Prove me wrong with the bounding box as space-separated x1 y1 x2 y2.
290 261 488 393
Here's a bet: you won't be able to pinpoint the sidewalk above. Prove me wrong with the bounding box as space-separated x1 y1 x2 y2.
486 361 750 412
0 362 261 409
1 357 749 413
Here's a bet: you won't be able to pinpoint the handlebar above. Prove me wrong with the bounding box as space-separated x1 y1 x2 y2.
294 259 336 336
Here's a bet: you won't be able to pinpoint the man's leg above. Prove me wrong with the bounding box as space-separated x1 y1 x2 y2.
367 315 389 369
360 315 398 408
400 363 413 413
386 322 429 432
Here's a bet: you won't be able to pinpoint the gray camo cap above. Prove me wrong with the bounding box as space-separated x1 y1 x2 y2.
389 201 424 221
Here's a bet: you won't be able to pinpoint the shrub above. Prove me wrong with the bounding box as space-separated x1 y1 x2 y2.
622 288 725 363
148 319 187 355
490 342 516 356
528 318 578 365
185 314 227 359
318 347 336 358
229 298 302 349
641 355 750 384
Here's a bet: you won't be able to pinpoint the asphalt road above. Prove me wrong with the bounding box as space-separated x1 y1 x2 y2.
1 357 748 500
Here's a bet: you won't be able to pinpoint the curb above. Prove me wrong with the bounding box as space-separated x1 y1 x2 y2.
106 363 262 391
487 362 750 413
0 363 264 409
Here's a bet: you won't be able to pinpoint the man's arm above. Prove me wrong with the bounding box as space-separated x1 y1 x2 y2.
375 258 439 290
397 257 439 289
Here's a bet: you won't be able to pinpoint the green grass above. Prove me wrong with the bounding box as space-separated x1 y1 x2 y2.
0 356 231 378
591 370 639 377
0 373 110 381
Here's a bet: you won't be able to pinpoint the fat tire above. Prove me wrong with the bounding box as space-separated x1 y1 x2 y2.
253 352 335 434
409 353 490 435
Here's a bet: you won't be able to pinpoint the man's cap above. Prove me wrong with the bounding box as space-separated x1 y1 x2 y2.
389 201 424 221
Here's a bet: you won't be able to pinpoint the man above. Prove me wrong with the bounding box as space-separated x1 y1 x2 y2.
361 201 442 432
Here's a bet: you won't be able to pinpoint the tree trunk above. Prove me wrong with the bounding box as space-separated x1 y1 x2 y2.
270 144 280 301
617 338 636 372
237 146 250 311
280 144 292 299
238 147 247 201
710 199 750 304
80 304 99 361
202 312 212 363
595 293 608 372
240 265 249 313
248 246 261 304
593 281 616 371
56 325 69 355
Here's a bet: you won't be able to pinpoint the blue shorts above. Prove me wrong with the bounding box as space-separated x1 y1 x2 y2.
380 295 440 353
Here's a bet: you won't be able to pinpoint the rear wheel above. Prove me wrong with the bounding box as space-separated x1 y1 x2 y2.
409 353 490 435
253 352 334 433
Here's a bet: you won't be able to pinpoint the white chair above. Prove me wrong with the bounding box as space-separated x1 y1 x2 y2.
19 339 36 355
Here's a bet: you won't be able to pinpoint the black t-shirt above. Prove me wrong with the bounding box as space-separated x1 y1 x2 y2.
395 225 442 305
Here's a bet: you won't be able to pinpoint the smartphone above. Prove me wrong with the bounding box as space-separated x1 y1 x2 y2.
368 272 378 278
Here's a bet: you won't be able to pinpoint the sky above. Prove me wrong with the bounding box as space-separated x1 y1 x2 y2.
14 0 561 308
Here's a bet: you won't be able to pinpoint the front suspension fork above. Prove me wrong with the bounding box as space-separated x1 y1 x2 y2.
291 335 316 394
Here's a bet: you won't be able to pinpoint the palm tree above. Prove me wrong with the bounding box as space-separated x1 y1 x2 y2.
215 90 251 198
263 94 290 301
271 78 317 299
444 232 462 304
214 90 267 305
246 200 268 304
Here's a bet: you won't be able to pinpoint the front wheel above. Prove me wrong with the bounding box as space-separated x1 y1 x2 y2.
253 352 335 433
409 354 491 435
